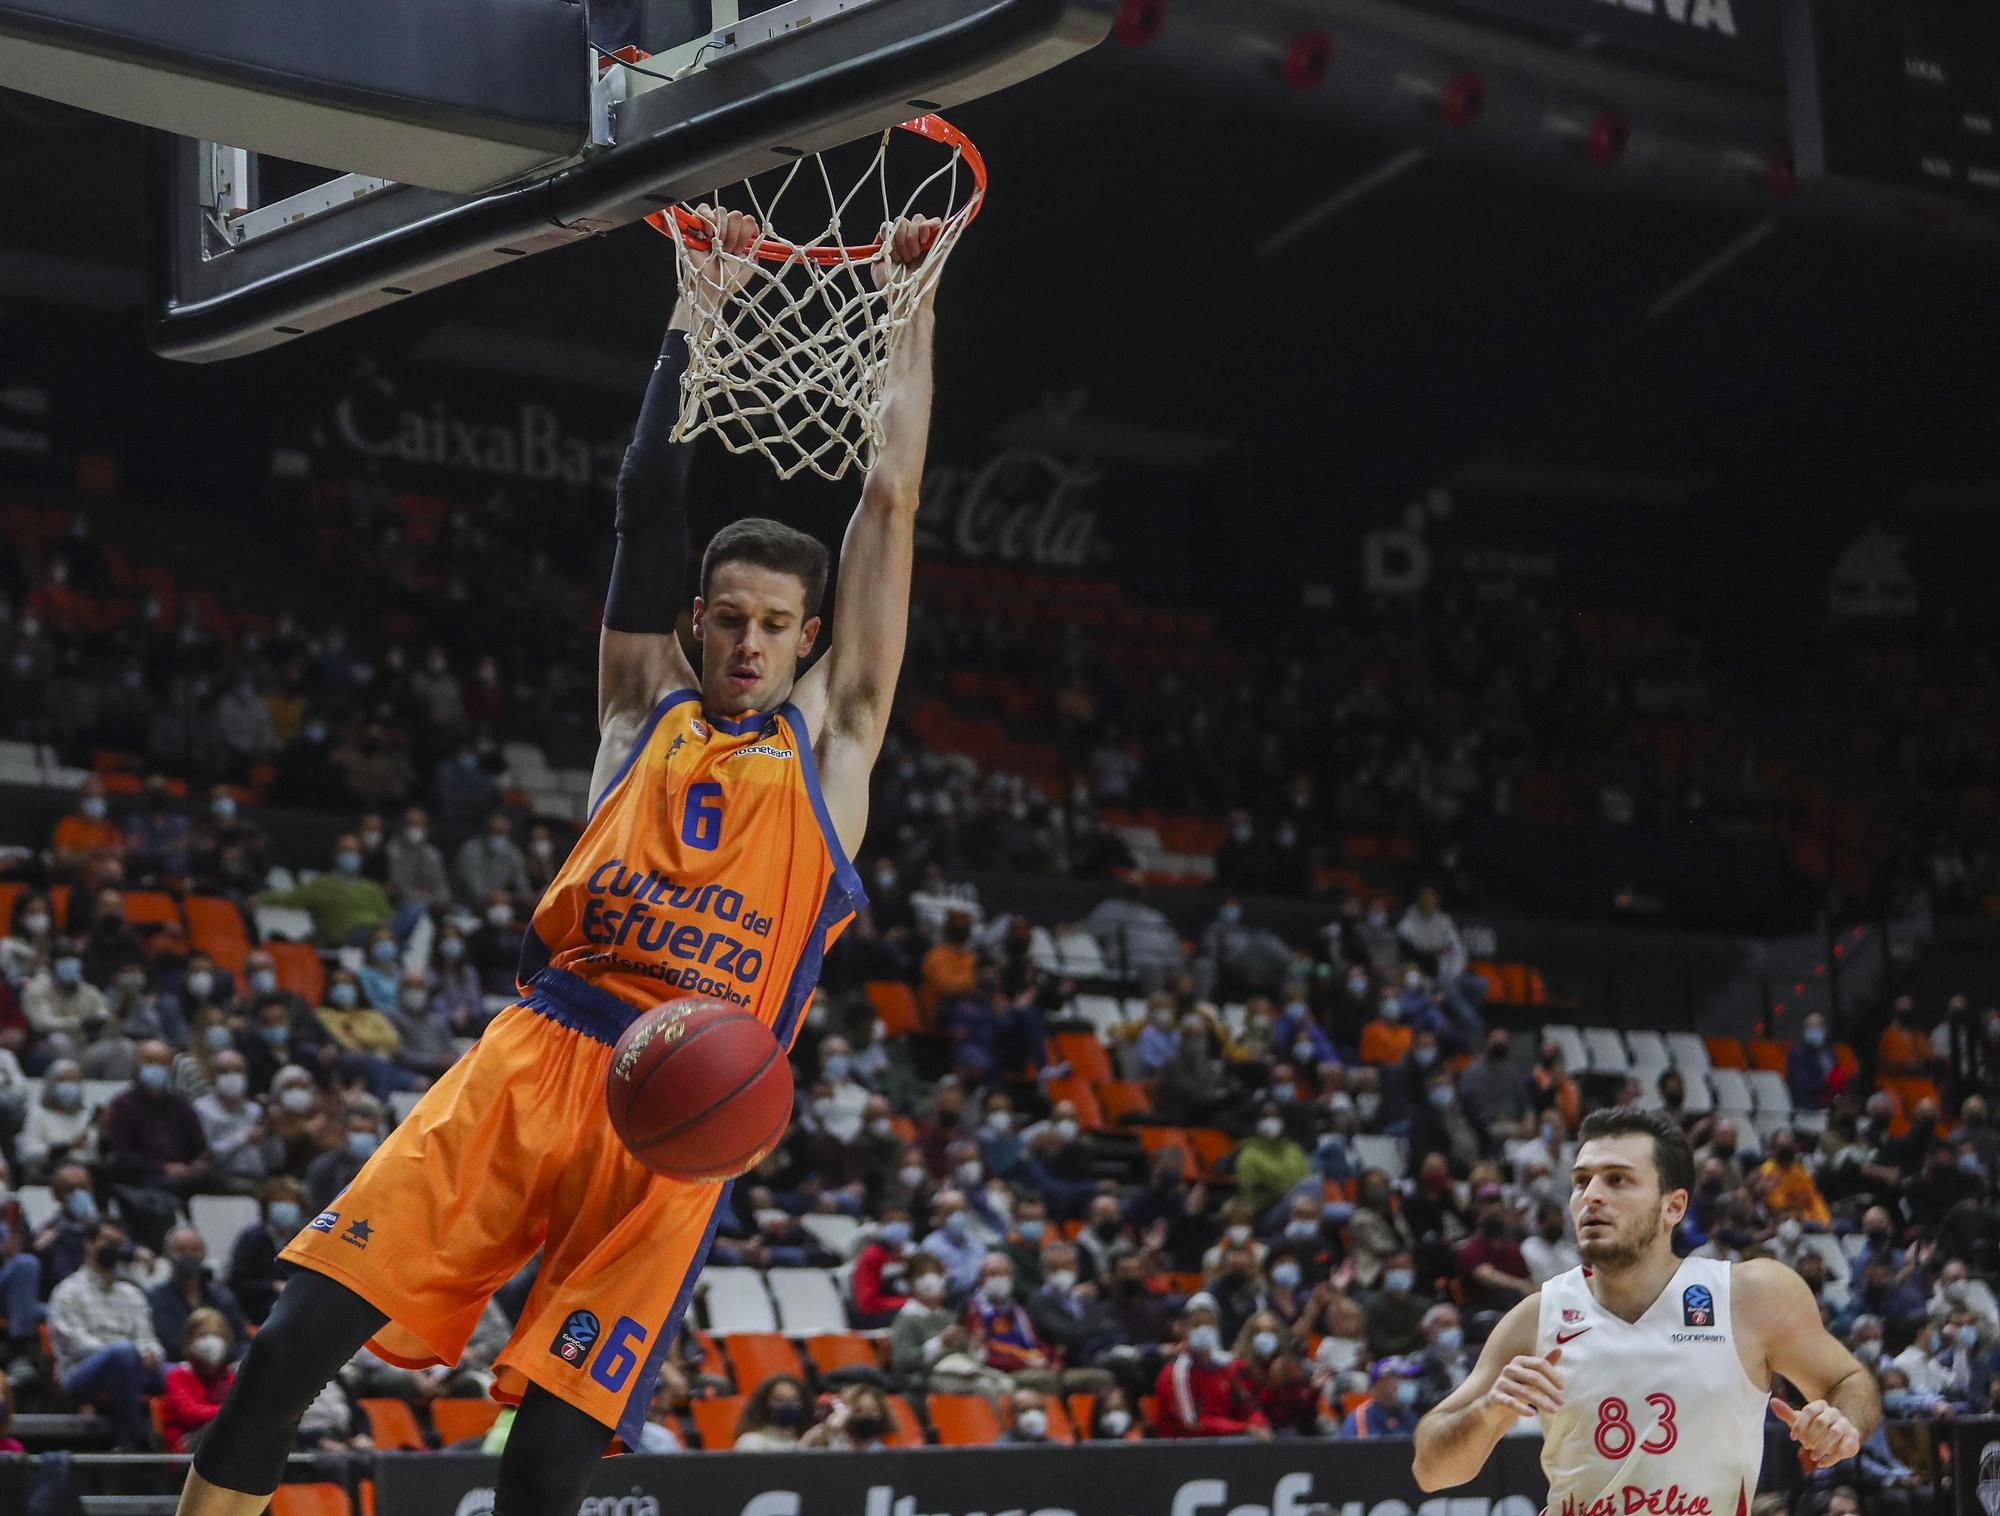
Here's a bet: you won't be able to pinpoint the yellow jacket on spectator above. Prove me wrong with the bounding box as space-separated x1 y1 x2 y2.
1753 1157 1830 1226
316 1004 403 1055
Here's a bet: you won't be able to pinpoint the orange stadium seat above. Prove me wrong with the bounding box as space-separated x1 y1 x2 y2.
430 1398 504 1444
122 889 183 929
1705 1036 1748 1070
1095 1080 1151 1122
687 1327 729 1381
269 1485 352 1516
1044 1075 1105 1130
186 894 251 975
1833 1042 1859 1076
865 980 926 1037
355 1398 425 1451
927 1393 1001 1446
1050 1031 1113 1084
0 881 23 929
885 1395 926 1447
1137 1127 1192 1162
805 1333 879 1377
1039 1396 1077 1444
268 941 325 1007
1748 1038 1789 1073
722 1332 805 1391
691 1395 746 1450
1187 1128 1235 1176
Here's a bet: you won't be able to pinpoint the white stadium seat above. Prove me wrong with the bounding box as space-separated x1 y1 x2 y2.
1052 929 1106 977
1541 1024 1589 1074
1707 1069 1754 1117
698 1267 778 1335
190 1194 260 1262
1746 1071 1792 1115
1351 1134 1407 1181
799 1214 864 1259
767 1268 849 1334
1665 1033 1710 1074
17 1185 57 1232
80 1080 125 1114
1070 995 1124 1038
1624 1031 1671 1071
252 904 316 942
1582 1027 1629 1075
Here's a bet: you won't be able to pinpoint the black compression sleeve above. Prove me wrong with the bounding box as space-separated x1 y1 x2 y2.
604 326 693 634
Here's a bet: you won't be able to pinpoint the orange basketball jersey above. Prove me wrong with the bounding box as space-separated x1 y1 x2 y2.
519 690 865 1045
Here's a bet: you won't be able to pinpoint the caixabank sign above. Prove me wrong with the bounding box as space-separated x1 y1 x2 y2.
373 1440 1550 1516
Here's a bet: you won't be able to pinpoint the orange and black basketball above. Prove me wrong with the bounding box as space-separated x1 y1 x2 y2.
605 999 793 1181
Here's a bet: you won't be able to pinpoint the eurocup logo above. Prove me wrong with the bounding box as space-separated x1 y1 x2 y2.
1682 1284 1714 1328
1977 1438 2000 1516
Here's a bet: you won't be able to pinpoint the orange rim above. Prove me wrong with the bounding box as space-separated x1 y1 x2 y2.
645 114 986 266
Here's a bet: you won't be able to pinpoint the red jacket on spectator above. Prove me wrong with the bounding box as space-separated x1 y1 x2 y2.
850 1241 911 1318
161 1361 232 1452
1238 1363 1319 1435
1153 1352 1270 1438
102 1085 209 1185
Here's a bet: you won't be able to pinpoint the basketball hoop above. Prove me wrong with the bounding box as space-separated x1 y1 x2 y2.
646 115 986 482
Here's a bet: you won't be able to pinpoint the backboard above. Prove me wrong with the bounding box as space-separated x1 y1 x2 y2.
0 0 1109 361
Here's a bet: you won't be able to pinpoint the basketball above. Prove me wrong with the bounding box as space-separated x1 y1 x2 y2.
605 999 795 1181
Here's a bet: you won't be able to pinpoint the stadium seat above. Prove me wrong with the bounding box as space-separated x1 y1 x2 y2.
190 1194 259 1263
268 941 325 1007
122 890 183 931
1746 1070 1792 1115
356 1398 426 1451
1036 1396 1077 1444
799 1213 864 1258
1665 1032 1711 1074
253 904 317 942
722 1332 806 1391
1050 1030 1113 1084
16 1185 56 1232
691 1394 745 1449
1707 1069 1754 1116
1624 1030 1671 1071
1350 1134 1407 1181
927 1393 1001 1446
1747 1038 1789 1074
767 1268 847 1335
1187 1128 1235 1176
699 1268 779 1335
1045 1075 1105 1131
80 1079 124 1114
804 1334 878 1378
885 1395 925 1447
1582 1027 1629 1074
1052 929 1106 976
0 881 22 928
1705 1036 1748 1070
1095 1080 1150 1122
1832 1042 1859 1077
1136 1127 1193 1163
864 980 925 1037
388 1089 423 1125
1541 1024 1589 1073
270 1485 352 1516
431 1398 504 1444
687 1327 729 1381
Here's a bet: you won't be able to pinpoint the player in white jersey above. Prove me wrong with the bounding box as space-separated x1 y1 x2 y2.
1412 1107 1879 1516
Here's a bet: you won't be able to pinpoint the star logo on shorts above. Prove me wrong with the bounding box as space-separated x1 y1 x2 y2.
341 1218 374 1248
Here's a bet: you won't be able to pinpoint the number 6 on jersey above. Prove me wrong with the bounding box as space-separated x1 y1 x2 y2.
681 782 723 850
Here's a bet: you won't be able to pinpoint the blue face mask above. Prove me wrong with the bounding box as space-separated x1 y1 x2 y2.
1803 1025 1826 1047
1394 1379 1419 1407
370 941 397 964
66 1189 98 1223
335 852 362 875
945 1212 972 1240
346 1131 380 1160
137 1064 171 1093
52 1080 83 1111
205 1024 233 1052
1435 1327 1464 1353
250 970 278 996
1271 1262 1302 1290
439 937 465 961
53 957 83 986
268 1201 302 1233
877 1221 911 1249
261 1023 288 1045
1252 1331 1280 1359
1017 1218 1046 1243
1385 1269 1414 1293
822 1054 851 1081
329 983 359 1010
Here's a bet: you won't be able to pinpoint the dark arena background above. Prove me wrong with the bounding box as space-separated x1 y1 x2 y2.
1 0 1999 1512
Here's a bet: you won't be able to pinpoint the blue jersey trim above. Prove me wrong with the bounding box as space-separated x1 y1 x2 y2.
770 873 857 1051
777 702 868 910
514 924 553 997
704 708 776 736
521 966 646 1046
589 688 699 820
615 1179 731 1450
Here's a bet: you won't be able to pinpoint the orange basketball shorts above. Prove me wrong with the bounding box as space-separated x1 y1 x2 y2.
280 983 731 1449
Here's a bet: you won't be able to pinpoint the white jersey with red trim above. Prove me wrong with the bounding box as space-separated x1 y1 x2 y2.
1535 1257 1768 1516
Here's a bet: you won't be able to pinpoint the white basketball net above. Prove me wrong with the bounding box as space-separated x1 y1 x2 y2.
658 118 982 483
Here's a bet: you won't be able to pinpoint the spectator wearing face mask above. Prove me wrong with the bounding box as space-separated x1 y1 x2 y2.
238 990 328 1096
1930 1259 2000 1342
921 1193 987 1299
31 1164 106 1292
315 968 415 1104
147 1226 248 1362
1455 1192 1534 1313
1752 1131 1831 1225
104 1040 213 1216
429 925 487 1037
1154 1295 1271 1440
1366 1251 1429 1356
159 1305 238 1453
1876 998 1940 1130
1346 1170 1414 1290
190 786 268 897
1411 1302 1470 1410
965 1253 1095 1396
920 911 979 1024
22 936 110 1049
1395 887 1485 1045
996 1386 1059 1445
1412 1067 1480 1173
48 1219 164 1447
125 778 194 888
1087 1384 1138 1441
1787 1012 1843 1111
1458 1030 1532 1145
455 811 530 909
889 1252 975 1385
255 836 393 946
194 1048 278 1185
384 807 450 924
469 890 523 995
384 968 456 1083
1234 1104 1314 1217
1341 1355 1421 1437
1359 993 1413 1067
851 1212 916 1327
17 1061 97 1177
226 1177 308 1326
2 889 57 984
51 779 123 878
1521 1201 1580 1284
732 1373 815 1451
1530 1041 1583 1132
306 1103 386 1213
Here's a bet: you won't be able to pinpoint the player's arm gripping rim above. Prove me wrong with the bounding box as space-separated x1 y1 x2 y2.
1411 1293 1561 1492
792 215 944 855
591 208 763 793
1737 1257 1878 1474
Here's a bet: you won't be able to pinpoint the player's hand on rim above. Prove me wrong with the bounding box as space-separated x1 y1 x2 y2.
1770 1394 1861 1473
1481 1344 1565 1421
871 215 945 296
684 203 761 314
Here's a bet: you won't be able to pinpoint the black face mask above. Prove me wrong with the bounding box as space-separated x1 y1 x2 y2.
172 1256 205 1283
767 1402 806 1428
93 1243 125 1271
848 1415 886 1440
1116 1277 1145 1297
1479 1216 1505 1240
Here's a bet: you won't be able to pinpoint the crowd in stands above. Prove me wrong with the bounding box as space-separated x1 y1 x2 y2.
0 740 1994 1508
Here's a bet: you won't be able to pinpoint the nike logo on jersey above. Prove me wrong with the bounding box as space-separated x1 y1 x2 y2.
1556 1327 1593 1344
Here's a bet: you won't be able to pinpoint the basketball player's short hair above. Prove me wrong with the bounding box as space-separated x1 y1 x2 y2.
700 517 830 616
1577 1106 1696 1199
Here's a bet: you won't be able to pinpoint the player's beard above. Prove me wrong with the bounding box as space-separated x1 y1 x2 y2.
1575 1211 1656 1272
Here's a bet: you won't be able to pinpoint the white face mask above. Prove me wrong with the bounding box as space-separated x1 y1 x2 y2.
279 1086 314 1114
1013 1408 1047 1439
898 1165 927 1189
869 1117 895 1139
1045 1270 1077 1294
1256 1118 1284 1141
189 1334 228 1369
914 1274 945 1302
956 1161 984 1187
1099 1409 1132 1437
215 1072 248 1100
1226 1224 1251 1244
1054 1118 1079 1143
981 1275 1014 1302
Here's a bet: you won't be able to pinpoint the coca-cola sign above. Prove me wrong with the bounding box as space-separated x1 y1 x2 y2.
916 447 1106 569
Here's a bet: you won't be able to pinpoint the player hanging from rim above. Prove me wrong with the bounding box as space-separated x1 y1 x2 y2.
175 205 945 1516
1412 1106 1879 1516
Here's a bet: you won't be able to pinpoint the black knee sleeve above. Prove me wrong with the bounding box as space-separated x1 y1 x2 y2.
493 1385 615 1516
191 1270 388 1496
